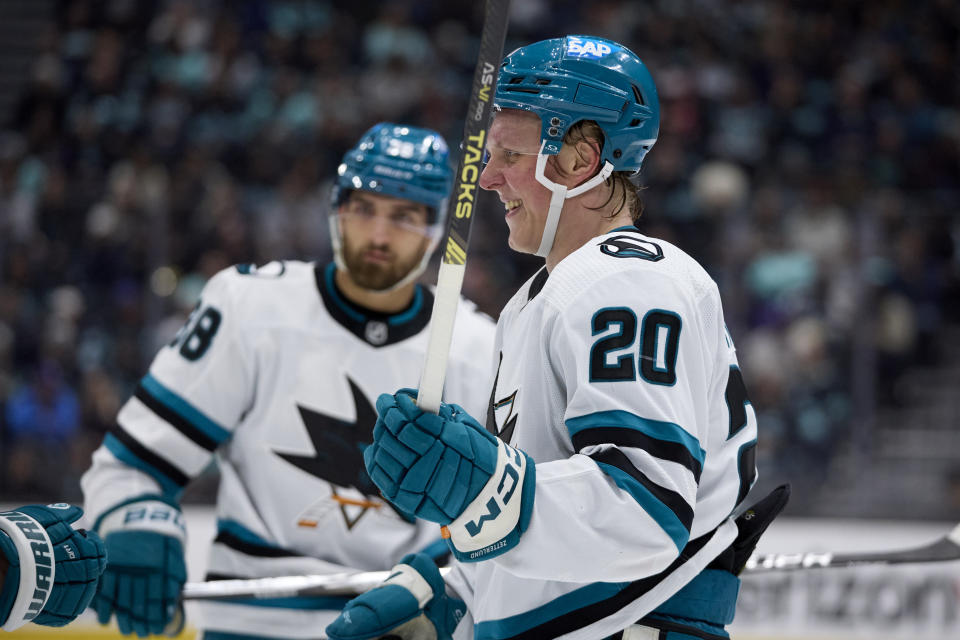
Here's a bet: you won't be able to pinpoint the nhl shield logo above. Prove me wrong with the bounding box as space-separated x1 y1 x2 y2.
364 321 388 345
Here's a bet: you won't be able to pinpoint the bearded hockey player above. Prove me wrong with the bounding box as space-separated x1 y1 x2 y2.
81 123 496 639
327 36 785 640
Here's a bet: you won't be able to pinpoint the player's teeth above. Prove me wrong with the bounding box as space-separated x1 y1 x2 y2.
504 199 522 211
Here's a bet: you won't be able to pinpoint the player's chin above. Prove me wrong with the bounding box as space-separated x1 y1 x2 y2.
506 237 538 255
505 224 536 255
350 264 402 291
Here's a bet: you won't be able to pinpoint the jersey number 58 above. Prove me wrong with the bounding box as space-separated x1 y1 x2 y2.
170 302 222 361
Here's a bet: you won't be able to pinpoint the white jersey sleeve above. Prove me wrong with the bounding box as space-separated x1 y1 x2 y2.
454 230 757 639
82 266 254 521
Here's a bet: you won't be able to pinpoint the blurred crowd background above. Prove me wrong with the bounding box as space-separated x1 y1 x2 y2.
1 0 958 519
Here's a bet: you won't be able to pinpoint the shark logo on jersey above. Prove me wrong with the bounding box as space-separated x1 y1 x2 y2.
485 352 519 443
598 235 664 261
491 390 519 444
274 377 386 529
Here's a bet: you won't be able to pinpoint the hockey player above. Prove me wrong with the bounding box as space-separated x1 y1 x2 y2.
327 36 782 640
80 123 496 639
0 504 107 631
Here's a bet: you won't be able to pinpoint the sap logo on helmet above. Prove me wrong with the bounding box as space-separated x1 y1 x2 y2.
372 164 414 180
565 37 612 59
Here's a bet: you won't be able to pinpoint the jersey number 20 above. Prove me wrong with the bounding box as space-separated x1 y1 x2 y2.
589 308 681 385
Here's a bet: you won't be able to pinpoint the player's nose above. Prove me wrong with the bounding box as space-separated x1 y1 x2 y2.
479 161 501 191
372 219 394 243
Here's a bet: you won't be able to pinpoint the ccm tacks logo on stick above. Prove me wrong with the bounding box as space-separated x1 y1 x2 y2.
418 0 511 413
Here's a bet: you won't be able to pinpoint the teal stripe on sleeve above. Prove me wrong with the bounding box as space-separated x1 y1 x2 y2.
103 433 184 499
475 581 626 640
595 461 690 551
141 373 231 444
216 519 282 548
566 411 704 466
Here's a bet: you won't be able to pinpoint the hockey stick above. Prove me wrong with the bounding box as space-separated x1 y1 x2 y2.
168 6 510 631
417 0 510 413
744 522 960 572
181 522 960 600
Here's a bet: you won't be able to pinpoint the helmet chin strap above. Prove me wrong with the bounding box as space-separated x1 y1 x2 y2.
328 214 442 293
534 140 615 258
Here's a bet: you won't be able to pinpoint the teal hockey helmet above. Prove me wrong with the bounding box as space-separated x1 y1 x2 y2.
495 35 659 172
331 123 453 224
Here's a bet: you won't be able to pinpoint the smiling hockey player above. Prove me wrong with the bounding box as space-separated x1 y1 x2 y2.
327 36 780 640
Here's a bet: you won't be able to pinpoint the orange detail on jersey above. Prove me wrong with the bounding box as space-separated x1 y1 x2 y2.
440 525 451 539
331 495 383 509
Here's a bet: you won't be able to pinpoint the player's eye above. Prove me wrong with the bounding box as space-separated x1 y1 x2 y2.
347 201 374 217
482 148 522 166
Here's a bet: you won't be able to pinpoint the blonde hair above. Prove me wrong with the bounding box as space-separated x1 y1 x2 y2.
564 120 643 221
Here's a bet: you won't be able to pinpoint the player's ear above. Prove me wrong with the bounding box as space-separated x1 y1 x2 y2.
555 138 601 183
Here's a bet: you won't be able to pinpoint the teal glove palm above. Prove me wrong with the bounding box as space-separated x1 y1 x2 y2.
92 500 186 637
326 553 465 640
0 504 107 630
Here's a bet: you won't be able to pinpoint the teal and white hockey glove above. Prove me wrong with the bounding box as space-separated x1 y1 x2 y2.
92 499 186 637
326 552 465 640
365 389 536 562
0 504 107 630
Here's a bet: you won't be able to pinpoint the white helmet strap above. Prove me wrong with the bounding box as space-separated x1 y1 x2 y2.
534 140 615 257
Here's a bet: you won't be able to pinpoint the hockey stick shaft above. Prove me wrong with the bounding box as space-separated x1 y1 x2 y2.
181 523 960 599
417 0 510 413
744 522 960 572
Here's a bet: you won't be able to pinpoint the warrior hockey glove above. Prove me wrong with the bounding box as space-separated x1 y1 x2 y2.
326 552 465 640
366 389 536 562
93 498 187 637
0 504 107 631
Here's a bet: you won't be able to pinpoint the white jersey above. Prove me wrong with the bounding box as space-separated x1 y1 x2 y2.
81 260 496 638
446 227 758 640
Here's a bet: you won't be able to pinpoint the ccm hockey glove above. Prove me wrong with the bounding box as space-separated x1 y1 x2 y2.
366 389 536 562
93 498 186 637
0 504 107 630
326 552 465 640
